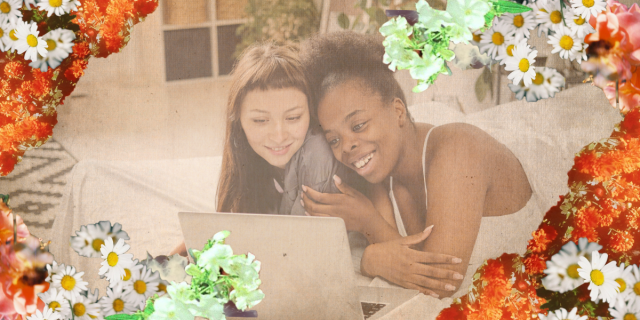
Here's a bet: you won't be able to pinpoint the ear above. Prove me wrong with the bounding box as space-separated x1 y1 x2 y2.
392 98 409 127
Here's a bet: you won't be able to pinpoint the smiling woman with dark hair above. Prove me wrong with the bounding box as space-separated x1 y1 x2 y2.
299 31 534 299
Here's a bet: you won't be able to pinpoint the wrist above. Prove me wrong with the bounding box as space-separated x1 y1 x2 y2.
360 244 378 278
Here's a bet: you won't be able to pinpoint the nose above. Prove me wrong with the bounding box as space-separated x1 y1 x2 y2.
342 134 358 154
269 120 288 144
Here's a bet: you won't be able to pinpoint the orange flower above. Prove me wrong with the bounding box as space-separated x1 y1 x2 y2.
524 254 547 275
4 62 25 80
0 201 29 244
63 59 89 82
528 224 558 253
72 42 91 59
610 230 634 251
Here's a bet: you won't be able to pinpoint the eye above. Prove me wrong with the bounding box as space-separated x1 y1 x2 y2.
327 137 340 147
353 121 367 131
286 115 302 121
253 119 267 123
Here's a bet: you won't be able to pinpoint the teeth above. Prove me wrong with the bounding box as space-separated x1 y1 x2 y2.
354 153 374 169
271 146 286 151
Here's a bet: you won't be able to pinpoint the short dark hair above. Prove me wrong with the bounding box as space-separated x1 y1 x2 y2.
300 31 409 124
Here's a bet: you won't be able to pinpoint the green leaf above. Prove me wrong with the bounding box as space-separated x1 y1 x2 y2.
105 315 137 320
494 0 532 14
0 194 9 205
337 12 350 29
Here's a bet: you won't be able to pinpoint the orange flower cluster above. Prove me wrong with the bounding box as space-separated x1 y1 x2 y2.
0 0 158 176
437 254 546 320
0 201 53 320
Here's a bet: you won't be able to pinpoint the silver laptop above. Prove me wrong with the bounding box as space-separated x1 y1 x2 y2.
178 212 419 320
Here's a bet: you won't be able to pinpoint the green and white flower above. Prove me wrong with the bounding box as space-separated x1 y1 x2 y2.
148 297 193 320
446 0 490 31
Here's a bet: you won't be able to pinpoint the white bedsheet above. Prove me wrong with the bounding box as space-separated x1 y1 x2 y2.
49 84 623 318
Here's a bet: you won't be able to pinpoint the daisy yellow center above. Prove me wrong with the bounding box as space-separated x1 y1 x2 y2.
0 2 10 14
540 8 548 13
616 278 627 292
634 281 640 295
566 264 580 279
113 299 125 312
473 33 481 42
513 15 524 28
532 73 544 85
9 30 17 41
506 44 515 56
590 269 605 286
61 275 76 291
492 32 504 46
625 314 638 320
123 268 132 281
574 17 586 25
46 39 56 51
107 252 119 267
550 11 563 24
158 283 167 293
48 301 60 311
89 315 97 319
134 280 147 294
0 29 4 38
73 303 86 317
582 0 594 8
518 58 530 72
48 0 62 7
560 35 574 50
26 34 38 47
92 238 104 252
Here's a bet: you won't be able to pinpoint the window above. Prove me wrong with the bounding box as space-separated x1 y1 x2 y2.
161 0 248 82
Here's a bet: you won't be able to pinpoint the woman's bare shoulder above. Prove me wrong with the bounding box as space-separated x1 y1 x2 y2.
424 122 499 163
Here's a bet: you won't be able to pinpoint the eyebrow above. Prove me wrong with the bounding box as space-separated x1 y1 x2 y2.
323 109 364 134
249 106 304 114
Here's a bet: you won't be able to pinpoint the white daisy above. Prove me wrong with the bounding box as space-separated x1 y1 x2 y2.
480 20 515 59
109 259 143 289
499 11 536 41
563 238 603 259
537 0 565 33
26 307 61 320
29 29 74 71
546 307 588 320
541 67 565 97
471 30 483 47
51 265 89 300
45 261 65 283
70 294 101 320
495 39 519 65
98 221 130 244
0 0 22 24
99 237 135 283
571 42 589 64
566 10 595 39
38 287 71 319
123 265 160 310
13 21 48 62
570 0 606 20
23 0 36 9
64 0 79 11
2 21 20 52
527 1 550 37
505 41 537 86
100 283 137 316
71 224 110 258
548 25 582 60
613 264 635 302
610 298 640 320
157 279 169 296
543 249 584 293
578 251 621 304
0 18 11 52
625 265 640 307
37 0 71 17
508 82 531 101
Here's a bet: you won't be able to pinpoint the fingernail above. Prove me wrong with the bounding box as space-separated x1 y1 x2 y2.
305 211 310 216
445 284 456 291
452 258 462 264
302 185 307 192
430 293 439 298
300 199 304 207
423 225 434 233
453 273 463 280
333 175 342 185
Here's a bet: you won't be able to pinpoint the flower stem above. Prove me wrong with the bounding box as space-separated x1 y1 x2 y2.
616 79 619 110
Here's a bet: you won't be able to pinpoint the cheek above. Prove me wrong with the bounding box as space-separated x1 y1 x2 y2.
240 120 262 147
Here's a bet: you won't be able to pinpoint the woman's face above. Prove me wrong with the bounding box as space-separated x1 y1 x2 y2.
240 87 310 169
318 79 406 184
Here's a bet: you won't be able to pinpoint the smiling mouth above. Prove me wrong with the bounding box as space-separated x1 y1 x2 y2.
353 151 375 169
267 144 291 151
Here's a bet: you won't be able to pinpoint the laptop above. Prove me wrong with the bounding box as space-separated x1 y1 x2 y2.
178 212 419 320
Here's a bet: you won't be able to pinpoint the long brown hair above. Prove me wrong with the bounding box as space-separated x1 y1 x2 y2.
216 43 314 213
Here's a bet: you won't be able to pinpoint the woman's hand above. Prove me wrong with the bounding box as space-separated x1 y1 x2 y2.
301 175 379 234
361 226 463 298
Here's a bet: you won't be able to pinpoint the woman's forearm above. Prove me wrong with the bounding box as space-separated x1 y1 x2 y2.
361 214 403 244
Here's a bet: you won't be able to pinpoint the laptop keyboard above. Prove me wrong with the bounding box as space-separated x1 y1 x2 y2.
361 302 387 319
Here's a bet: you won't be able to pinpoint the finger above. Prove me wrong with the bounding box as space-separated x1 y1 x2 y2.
400 225 434 246
408 262 464 281
403 282 440 299
300 197 332 215
305 211 331 218
407 248 463 264
333 175 356 196
302 185 339 205
408 274 457 293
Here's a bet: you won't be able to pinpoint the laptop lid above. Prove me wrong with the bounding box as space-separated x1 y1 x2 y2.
178 212 364 320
